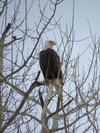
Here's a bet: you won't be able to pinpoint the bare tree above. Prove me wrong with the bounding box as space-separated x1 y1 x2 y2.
0 0 100 133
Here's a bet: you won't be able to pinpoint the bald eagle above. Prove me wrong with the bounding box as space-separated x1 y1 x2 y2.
39 40 62 83
39 40 63 112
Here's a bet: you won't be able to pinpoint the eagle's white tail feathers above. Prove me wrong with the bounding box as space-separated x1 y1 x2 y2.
54 79 63 99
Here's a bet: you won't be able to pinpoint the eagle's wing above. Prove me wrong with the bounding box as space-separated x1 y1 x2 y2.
39 48 62 79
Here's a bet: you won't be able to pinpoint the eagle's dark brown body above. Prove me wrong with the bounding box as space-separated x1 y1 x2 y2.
39 48 62 80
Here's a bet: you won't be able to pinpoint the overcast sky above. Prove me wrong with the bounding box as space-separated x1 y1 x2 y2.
57 0 100 37
23 0 100 72
3 0 100 72
54 0 100 69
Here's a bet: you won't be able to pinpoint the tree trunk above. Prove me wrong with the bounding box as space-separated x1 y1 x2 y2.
0 39 3 130
0 23 11 130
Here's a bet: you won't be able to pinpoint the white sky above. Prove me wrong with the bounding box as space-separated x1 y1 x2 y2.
56 0 100 68
57 0 100 36
2 0 99 74
6 0 99 77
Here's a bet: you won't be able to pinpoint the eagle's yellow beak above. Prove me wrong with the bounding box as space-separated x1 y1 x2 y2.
49 40 56 46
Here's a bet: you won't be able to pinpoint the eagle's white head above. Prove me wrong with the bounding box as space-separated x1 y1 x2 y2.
44 40 56 49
